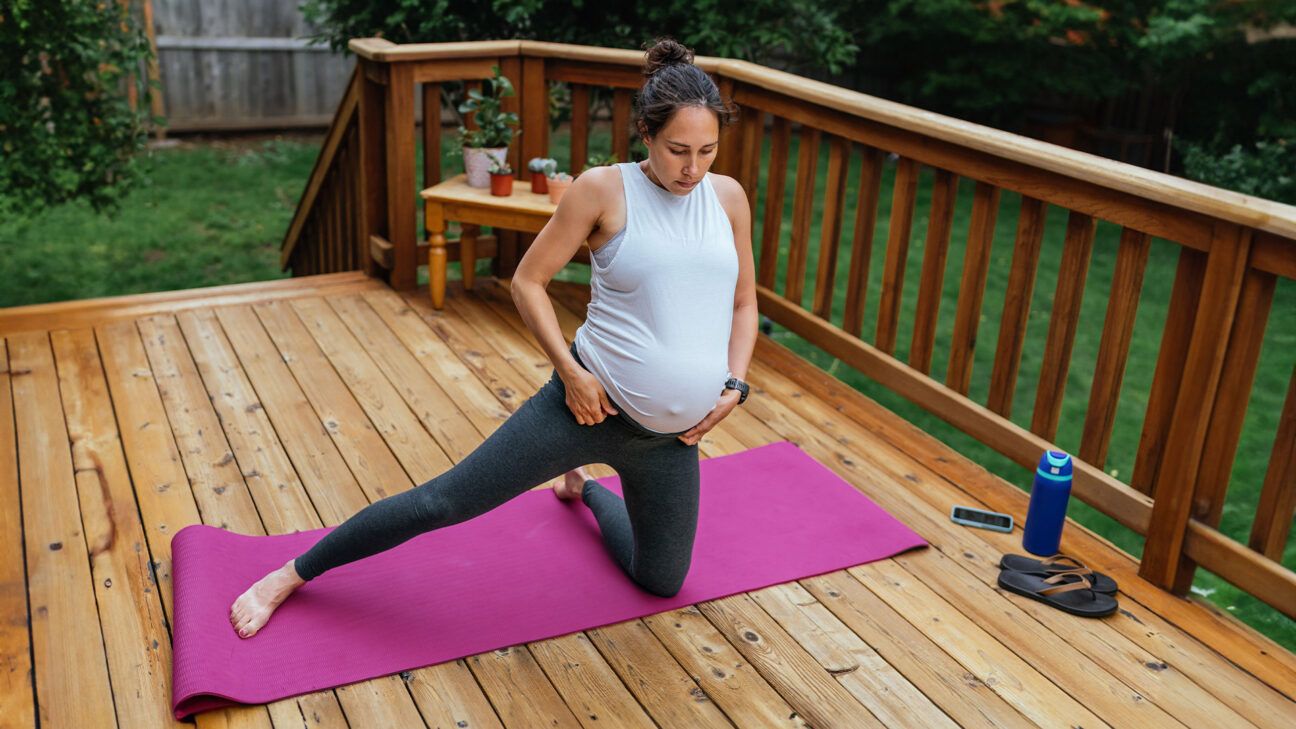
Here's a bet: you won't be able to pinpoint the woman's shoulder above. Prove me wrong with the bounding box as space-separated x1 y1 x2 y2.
570 164 625 205
707 172 749 224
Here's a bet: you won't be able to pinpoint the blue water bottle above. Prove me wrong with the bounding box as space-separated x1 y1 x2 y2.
1022 450 1073 556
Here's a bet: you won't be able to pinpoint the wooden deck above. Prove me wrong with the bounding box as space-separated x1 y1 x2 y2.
2 273 1294 728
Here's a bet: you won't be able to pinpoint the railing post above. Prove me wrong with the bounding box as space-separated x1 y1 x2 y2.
492 54 544 279
1139 221 1253 592
357 59 388 279
384 61 418 290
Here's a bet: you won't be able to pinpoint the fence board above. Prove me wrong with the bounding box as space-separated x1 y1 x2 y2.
152 0 354 130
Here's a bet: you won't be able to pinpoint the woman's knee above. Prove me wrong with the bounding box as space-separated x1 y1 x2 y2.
635 562 690 598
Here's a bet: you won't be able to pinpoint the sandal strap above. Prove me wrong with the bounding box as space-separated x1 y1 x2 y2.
1038 572 1094 597
1040 554 1088 571
1048 566 1095 578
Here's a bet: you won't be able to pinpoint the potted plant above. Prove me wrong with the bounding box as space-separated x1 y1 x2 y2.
585 152 619 169
457 66 520 188
488 158 514 196
527 157 557 194
546 170 574 205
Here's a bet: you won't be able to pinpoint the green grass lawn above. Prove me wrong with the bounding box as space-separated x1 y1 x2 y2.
2 127 1291 650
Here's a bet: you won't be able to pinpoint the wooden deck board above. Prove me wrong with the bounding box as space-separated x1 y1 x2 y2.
2 273 1294 728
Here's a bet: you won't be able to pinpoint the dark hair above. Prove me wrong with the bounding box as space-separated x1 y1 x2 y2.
634 37 737 141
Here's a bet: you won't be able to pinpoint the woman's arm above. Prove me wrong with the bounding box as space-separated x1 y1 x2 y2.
724 177 758 382
511 167 620 423
676 174 758 445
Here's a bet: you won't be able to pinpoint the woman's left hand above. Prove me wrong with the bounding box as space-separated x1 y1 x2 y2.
678 389 743 446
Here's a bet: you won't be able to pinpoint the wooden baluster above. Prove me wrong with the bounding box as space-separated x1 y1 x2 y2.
315 186 327 273
812 135 850 320
358 62 387 277
714 78 739 179
495 56 526 281
328 172 340 272
334 162 348 269
908 169 958 374
325 176 338 272
1140 222 1253 592
421 83 442 187
612 88 632 162
875 157 919 353
784 125 821 307
986 196 1047 416
1250 365 1296 560
1184 266 1277 566
350 125 366 269
570 85 590 176
1030 210 1097 442
384 62 417 289
1079 227 1152 467
520 56 547 175
756 116 791 290
1131 247 1207 495
841 146 884 338
339 141 354 269
945 181 1001 395
334 144 347 269
738 108 764 213
305 219 318 276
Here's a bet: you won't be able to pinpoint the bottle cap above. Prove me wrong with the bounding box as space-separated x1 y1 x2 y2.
1035 450 1073 481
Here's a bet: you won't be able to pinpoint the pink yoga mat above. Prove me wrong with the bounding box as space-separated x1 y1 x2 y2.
170 440 927 718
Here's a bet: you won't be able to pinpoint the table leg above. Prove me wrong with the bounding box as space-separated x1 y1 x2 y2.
460 223 479 293
426 201 447 309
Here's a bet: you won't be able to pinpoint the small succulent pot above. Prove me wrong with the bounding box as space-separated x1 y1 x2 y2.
546 173 573 204
464 146 508 188
530 171 549 194
490 172 514 196
527 157 557 194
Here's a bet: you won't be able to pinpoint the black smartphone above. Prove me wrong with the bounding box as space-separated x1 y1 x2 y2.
950 505 1014 533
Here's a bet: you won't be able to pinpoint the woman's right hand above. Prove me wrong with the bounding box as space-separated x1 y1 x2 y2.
562 368 619 425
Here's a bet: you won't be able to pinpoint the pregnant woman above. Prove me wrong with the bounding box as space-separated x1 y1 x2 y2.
229 36 758 638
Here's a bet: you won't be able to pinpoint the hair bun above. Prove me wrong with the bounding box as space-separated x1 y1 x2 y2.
643 38 694 78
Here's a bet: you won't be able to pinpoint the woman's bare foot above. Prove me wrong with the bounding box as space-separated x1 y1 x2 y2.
553 466 591 500
229 559 306 638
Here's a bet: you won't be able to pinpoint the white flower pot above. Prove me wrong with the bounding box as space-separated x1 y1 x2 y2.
463 146 508 188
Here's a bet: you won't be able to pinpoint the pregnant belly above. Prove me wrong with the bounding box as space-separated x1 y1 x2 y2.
612 348 728 429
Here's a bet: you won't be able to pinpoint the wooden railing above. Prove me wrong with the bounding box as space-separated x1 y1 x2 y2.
280 67 365 276
280 39 1296 618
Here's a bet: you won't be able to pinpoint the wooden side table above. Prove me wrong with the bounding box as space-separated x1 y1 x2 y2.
420 174 559 309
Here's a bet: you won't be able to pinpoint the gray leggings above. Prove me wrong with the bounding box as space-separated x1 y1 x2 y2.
292 342 701 597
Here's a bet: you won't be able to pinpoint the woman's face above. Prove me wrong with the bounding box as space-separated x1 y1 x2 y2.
640 105 720 195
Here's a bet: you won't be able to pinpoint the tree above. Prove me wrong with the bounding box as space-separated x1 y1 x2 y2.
0 0 157 218
300 0 858 75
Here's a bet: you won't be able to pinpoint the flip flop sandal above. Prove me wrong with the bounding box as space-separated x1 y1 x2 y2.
997 569 1118 617
999 553 1118 594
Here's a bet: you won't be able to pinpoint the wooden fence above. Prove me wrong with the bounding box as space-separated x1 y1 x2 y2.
149 0 353 131
279 38 1296 619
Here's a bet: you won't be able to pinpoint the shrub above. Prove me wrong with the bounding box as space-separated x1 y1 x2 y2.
1179 138 1296 205
0 0 158 217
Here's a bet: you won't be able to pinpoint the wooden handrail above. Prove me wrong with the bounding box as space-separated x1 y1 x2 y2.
346 37 1296 239
281 39 1296 618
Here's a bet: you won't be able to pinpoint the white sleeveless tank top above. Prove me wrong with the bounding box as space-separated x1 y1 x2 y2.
573 161 739 433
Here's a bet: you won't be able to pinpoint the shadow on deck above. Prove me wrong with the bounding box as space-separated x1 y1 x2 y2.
1 273 1293 728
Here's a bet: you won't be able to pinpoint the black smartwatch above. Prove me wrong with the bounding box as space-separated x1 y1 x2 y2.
724 377 750 404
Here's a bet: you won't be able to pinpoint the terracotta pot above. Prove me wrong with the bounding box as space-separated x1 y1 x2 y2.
547 176 573 204
463 146 507 188
530 171 549 194
489 173 514 196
